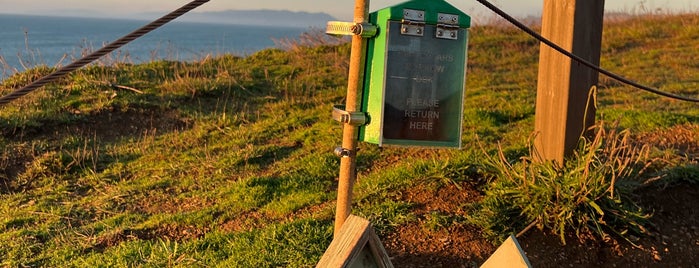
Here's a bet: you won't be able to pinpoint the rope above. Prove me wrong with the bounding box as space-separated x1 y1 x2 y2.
475 0 699 103
0 0 210 106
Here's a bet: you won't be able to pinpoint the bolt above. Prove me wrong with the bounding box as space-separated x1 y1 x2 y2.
437 30 443 36
416 28 422 34
402 27 408 33
452 17 458 23
351 25 360 35
450 32 456 38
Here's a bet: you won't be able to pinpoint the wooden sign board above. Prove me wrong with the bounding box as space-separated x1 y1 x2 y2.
481 235 532 268
317 215 394 268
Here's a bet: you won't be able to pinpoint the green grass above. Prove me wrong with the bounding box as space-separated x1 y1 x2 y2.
1 13 698 266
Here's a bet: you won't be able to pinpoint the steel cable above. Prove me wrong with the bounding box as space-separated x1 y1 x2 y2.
0 0 210 106
475 0 699 103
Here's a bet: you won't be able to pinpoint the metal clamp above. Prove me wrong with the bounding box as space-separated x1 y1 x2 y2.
326 21 377 38
334 147 356 158
332 105 367 126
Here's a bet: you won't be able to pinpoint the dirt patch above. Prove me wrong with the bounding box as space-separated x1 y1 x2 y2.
133 224 210 241
381 124 698 267
0 144 35 193
381 180 698 267
219 202 333 234
636 124 699 156
54 108 189 143
519 184 699 267
220 211 268 233
93 224 208 251
383 182 496 267
137 195 214 215
385 223 495 268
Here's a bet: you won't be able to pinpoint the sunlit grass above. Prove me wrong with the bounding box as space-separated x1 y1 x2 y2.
1 13 698 266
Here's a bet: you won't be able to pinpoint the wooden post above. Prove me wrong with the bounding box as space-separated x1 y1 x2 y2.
334 0 370 238
534 0 605 163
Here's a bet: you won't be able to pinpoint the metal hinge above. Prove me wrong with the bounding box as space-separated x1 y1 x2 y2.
401 9 425 37
436 13 460 40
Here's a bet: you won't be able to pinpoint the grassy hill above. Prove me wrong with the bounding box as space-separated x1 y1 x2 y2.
1 14 698 267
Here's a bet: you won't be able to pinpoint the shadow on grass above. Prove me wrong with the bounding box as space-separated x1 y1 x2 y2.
0 107 190 194
0 107 190 143
242 142 303 168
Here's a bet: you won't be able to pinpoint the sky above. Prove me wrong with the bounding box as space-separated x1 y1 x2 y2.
0 0 697 22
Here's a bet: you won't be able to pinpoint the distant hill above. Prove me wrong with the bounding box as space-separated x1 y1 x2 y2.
172 10 336 28
7 9 336 28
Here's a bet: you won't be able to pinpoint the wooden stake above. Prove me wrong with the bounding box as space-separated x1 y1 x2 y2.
317 215 394 268
534 0 605 164
335 0 370 238
481 235 532 268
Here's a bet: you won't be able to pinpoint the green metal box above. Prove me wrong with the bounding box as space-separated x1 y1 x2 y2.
359 0 470 148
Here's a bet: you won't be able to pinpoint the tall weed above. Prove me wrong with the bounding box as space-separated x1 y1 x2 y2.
471 121 653 245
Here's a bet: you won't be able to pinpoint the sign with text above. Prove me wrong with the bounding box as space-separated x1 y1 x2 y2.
382 21 466 145
359 0 470 148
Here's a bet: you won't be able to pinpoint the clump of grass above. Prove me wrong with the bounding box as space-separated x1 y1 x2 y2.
648 160 699 186
470 121 653 245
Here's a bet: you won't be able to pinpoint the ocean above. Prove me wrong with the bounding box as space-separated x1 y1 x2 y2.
0 14 311 79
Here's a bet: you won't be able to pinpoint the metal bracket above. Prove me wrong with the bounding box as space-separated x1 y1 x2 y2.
401 9 425 37
436 13 460 40
334 147 356 158
333 105 367 126
326 21 378 38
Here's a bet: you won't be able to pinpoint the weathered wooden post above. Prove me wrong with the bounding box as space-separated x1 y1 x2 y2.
534 0 605 163
333 0 370 238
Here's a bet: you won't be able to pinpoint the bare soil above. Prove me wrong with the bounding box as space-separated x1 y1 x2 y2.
383 182 495 267
382 124 699 267
380 179 698 267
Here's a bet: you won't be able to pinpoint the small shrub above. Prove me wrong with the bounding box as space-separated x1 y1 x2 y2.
470 122 653 245
654 162 699 186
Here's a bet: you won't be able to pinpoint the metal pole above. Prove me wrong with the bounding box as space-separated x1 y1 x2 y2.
334 0 370 238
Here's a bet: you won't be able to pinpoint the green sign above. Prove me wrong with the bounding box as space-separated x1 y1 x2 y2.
359 0 470 148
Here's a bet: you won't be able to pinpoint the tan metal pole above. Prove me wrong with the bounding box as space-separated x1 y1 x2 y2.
334 0 370 238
